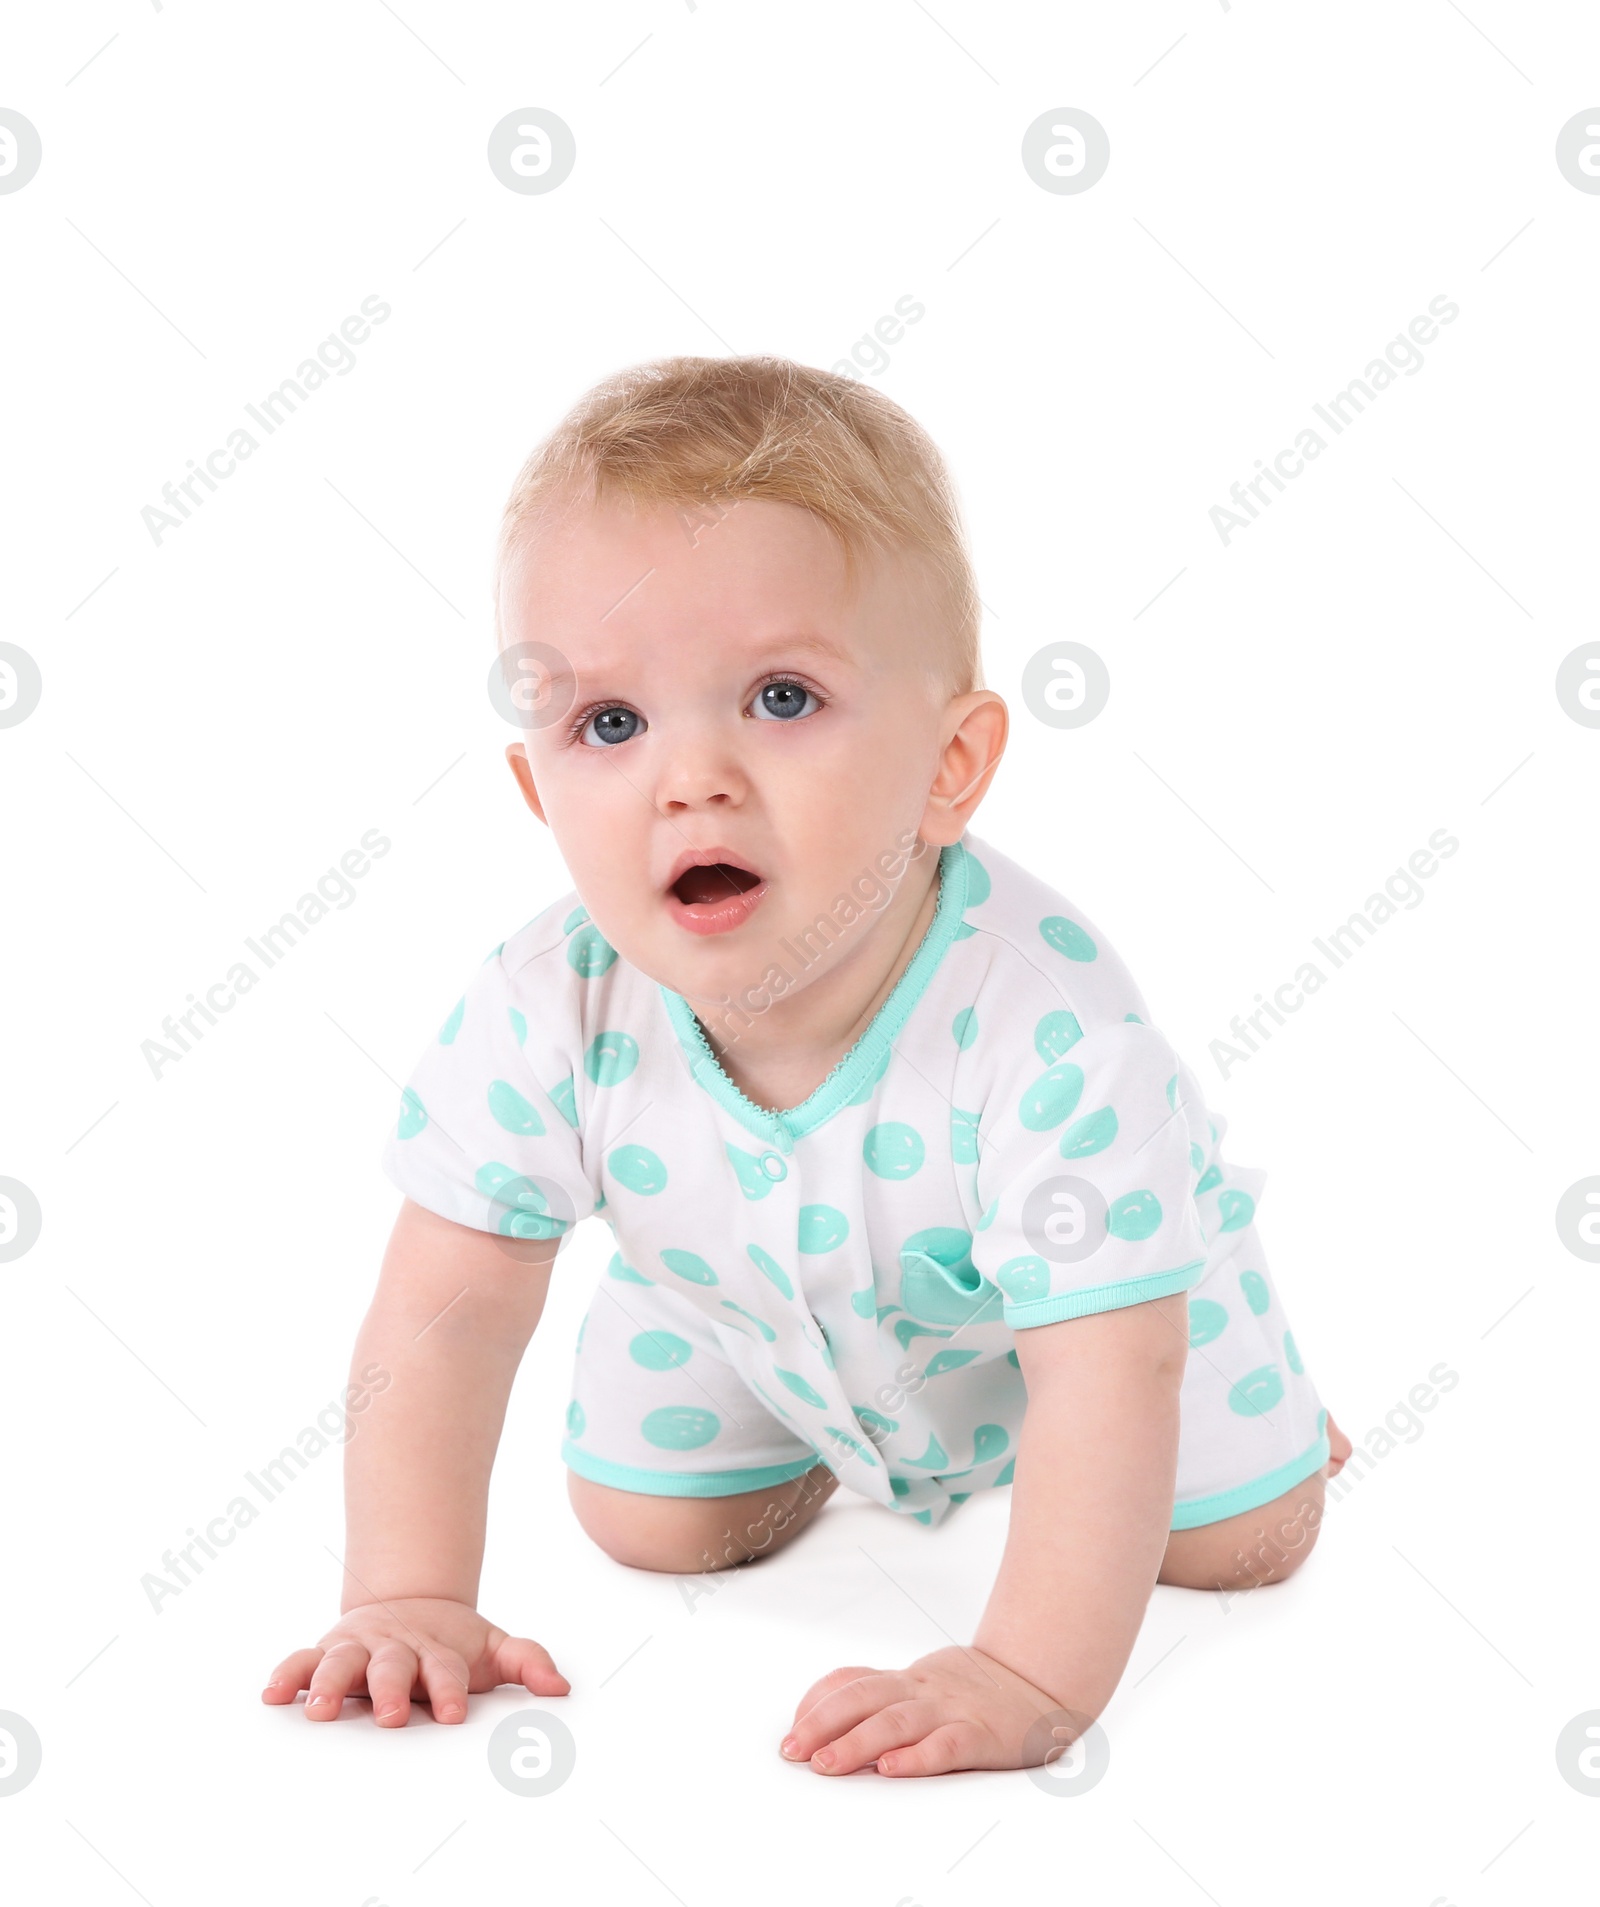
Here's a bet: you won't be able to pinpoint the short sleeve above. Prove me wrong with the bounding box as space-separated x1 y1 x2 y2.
380 947 597 1240
971 1018 1212 1327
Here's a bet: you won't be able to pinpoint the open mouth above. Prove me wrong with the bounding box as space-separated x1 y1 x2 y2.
665 852 768 936
670 861 762 906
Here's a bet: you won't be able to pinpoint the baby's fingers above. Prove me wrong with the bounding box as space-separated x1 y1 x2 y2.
365 1643 420 1727
808 1699 946 1777
876 1720 987 1779
789 1664 877 1727
262 1647 322 1704
784 1670 904 1761
418 1646 472 1724
494 1635 571 1698
305 1641 370 1721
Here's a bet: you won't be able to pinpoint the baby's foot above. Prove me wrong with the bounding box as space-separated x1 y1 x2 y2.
1324 1413 1353 1478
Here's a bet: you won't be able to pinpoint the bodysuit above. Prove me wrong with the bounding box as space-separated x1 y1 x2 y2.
382 832 1329 1529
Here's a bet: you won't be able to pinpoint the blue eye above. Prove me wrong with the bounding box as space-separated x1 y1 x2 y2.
580 707 643 747
751 680 819 722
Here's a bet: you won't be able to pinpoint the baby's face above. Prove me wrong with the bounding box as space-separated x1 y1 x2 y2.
500 491 960 1010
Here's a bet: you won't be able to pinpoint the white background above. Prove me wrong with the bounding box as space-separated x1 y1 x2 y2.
3 2 1597 1901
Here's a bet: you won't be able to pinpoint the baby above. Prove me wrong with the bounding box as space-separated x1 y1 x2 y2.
263 356 1350 1777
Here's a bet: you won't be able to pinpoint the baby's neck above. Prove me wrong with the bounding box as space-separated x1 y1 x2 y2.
693 856 942 1115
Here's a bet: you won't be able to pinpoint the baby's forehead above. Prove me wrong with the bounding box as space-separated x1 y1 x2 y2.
505 498 914 644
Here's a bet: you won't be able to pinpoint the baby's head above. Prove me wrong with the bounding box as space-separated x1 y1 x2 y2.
493 355 1007 1015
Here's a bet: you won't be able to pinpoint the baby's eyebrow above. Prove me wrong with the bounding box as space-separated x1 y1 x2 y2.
561 629 856 682
745 631 855 669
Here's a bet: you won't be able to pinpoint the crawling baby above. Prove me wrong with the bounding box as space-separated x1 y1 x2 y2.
263 355 1348 1777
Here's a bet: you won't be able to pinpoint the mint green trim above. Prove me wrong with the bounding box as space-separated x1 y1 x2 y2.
1004 1260 1206 1328
657 840 970 1144
561 1439 821 1498
1168 1430 1331 1531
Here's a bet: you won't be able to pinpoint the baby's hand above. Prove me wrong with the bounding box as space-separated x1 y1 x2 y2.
262 1598 570 1726
779 1644 1069 1777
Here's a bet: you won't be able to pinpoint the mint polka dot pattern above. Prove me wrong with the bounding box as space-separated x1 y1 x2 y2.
1107 1189 1162 1240
566 925 616 978
1035 1009 1083 1061
488 1079 544 1136
777 1367 828 1408
585 1031 639 1086
1040 915 1097 962
641 1406 720 1451
746 1242 794 1298
1218 1188 1256 1232
382 832 1327 1532
1059 1105 1118 1159
798 1204 849 1253
608 1251 651 1285
609 1145 667 1195
864 1122 925 1180
996 1256 1049 1302
661 1249 718 1286
1228 1366 1285 1417
1018 1062 1084 1131
1188 1298 1229 1346
629 1331 693 1371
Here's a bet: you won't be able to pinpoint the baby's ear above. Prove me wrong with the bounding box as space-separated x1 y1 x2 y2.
505 743 548 823
923 691 1008 840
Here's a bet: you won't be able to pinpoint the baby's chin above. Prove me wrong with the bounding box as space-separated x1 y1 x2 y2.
615 893 843 1012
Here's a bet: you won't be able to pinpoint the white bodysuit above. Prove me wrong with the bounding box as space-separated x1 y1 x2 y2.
382 832 1328 1529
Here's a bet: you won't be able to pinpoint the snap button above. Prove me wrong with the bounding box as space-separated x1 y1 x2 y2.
759 1151 787 1181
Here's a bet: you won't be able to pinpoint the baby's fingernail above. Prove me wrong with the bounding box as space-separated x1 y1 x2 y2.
780 1736 800 1757
813 1750 835 1770
379 1704 404 1719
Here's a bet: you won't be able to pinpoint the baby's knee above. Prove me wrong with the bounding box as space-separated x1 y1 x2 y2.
566 1473 725 1573
1160 1472 1326 1593
566 1466 835 1574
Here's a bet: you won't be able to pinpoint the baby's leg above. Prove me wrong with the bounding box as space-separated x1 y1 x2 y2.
1159 1409 1351 1591
568 1463 838 1574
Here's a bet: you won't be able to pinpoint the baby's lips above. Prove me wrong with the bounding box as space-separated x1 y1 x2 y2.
663 846 764 896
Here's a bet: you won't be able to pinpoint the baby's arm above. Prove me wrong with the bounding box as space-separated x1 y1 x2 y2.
262 1198 572 1726
975 1294 1185 1714
781 1294 1187 1776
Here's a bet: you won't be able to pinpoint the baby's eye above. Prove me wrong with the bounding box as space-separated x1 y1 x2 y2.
750 679 820 722
579 706 644 747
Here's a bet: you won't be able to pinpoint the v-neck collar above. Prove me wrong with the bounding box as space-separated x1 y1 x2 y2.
657 839 970 1147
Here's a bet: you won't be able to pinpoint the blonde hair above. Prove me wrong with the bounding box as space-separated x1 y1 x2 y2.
493 355 982 695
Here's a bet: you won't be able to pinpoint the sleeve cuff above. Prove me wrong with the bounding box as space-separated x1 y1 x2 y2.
1003 1259 1206 1328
